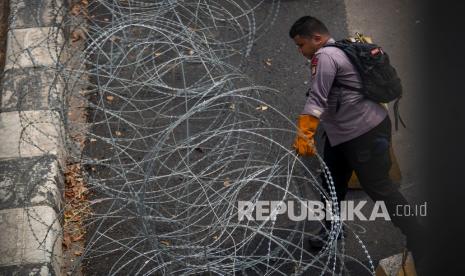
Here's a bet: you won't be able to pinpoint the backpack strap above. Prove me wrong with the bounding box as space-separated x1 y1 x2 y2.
332 80 364 92
393 98 407 130
332 80 364 112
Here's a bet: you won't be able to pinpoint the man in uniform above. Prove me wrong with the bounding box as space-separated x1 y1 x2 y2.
289 16 424 262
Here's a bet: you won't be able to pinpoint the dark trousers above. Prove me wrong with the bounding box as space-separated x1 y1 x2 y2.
319 116 422 250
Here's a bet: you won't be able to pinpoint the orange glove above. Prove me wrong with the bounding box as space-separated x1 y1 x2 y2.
293 114 319 156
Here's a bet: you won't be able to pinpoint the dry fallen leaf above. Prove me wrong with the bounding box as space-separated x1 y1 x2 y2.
70 215 81 222
64 210 74 221
72 233 85 242
223 178 232 187
63 162 90 260
106 95 114 101
264 58 272 66
70 4 81 16
115 131 122 136
75 184 88 199
63 233 72 249
71 29 86 43
256 105 268 111
160 240 170 246
65 191 74 199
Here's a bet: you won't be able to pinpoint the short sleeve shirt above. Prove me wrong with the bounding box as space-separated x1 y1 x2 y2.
302 38 388 146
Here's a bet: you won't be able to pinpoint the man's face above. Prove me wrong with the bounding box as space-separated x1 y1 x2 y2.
293 34 324 59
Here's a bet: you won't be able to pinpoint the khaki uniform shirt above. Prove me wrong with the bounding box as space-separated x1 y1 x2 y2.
302 38 388 146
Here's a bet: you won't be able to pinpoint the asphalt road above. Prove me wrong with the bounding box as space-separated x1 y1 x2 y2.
82 0 425 275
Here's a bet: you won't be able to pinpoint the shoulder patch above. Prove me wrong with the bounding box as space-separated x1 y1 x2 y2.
311 57 318 76
371 47 382 56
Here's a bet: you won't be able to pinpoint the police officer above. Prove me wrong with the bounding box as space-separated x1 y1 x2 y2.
289 16 424 262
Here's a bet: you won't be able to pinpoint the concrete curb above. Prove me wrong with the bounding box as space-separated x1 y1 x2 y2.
0 0 68 275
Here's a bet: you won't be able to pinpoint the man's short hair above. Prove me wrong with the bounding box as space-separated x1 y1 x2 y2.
289 16 329 39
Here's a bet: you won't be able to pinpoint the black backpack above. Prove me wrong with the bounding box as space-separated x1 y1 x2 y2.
323 39 406 130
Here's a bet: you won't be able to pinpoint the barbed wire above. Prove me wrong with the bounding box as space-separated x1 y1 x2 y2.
5 0 376 275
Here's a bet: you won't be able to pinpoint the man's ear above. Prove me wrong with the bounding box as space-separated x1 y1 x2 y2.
312 34 323 43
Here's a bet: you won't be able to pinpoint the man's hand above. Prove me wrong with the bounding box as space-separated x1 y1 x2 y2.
293 114 319 156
